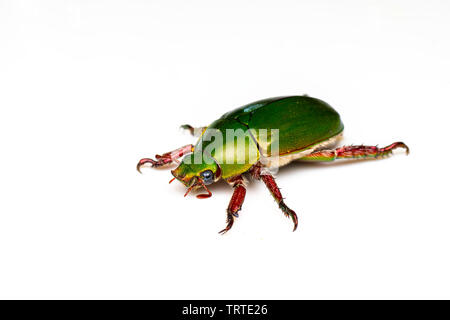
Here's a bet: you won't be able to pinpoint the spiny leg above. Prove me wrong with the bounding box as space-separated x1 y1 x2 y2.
137 144 194 172
299 141 409 162
180 124 207 137
250 164 298 231
218 175 247 235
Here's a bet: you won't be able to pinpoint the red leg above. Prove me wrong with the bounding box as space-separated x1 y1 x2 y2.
300 141 409 161
250 164 298 231
137 144 194 172
219 175 246 235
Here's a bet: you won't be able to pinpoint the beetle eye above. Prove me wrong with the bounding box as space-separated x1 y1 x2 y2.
200 170 214 185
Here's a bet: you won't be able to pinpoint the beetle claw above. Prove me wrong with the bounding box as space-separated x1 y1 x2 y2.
379 141 410 157
397 142 410 155
137 155 174 172
137 145 194 173
279 201 298 231
218 215 234 235
137 158 153 173
136 158 159 173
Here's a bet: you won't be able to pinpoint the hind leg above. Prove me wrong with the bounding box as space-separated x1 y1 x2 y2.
299 142 409 162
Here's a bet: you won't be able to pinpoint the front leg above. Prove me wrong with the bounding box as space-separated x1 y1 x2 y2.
250 163 298 231
219 175 247 235
137 144 194 172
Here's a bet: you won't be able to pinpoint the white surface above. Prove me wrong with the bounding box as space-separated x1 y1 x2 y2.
0 0 449 299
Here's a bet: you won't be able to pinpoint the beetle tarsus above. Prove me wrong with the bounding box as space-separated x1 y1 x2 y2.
300 141 410 162
279 201 298 231
219 175 246 234
137 144 194 173
379 141 409 156
251 163 299 232
218 213 235 235
136 158 167 172
336 142 410 159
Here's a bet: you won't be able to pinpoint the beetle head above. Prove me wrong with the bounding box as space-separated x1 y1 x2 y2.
171 153 222 198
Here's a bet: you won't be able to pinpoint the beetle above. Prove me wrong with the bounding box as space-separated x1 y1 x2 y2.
137 95 409 234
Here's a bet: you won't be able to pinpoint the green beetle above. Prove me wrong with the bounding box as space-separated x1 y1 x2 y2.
137 96 409 234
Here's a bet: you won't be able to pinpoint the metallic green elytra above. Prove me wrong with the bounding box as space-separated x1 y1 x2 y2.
176 96 344 180
137 95 409 234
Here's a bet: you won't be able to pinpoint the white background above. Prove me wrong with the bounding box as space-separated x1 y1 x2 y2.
1 0 449 299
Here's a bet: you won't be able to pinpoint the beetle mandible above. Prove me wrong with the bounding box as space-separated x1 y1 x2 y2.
137 96 409 234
